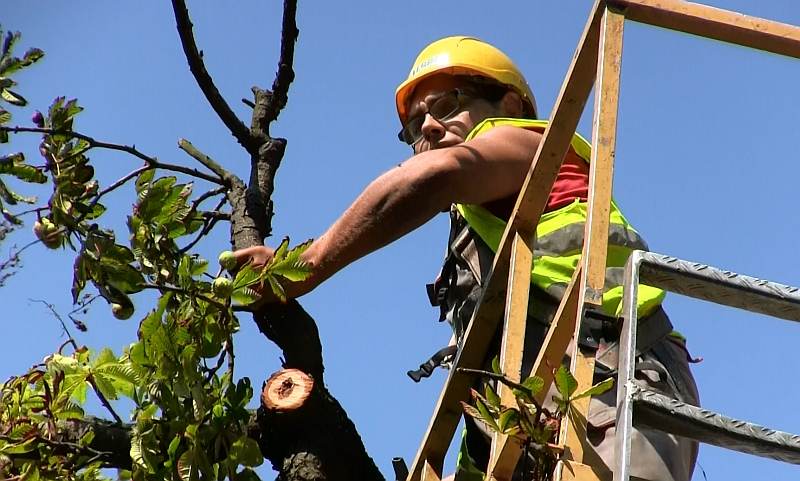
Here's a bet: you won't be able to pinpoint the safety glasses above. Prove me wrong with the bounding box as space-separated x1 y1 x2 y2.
397 89 474 146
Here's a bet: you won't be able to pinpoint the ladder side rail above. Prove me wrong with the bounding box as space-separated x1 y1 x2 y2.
613 251 644 481
558 4 625 478
405 2 605 479
486 231 535 481
608 0 800 60
637 252 800 322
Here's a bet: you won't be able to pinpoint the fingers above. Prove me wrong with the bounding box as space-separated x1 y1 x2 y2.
232 245 274 268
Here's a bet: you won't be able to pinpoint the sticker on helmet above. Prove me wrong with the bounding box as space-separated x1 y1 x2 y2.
410 53 450 78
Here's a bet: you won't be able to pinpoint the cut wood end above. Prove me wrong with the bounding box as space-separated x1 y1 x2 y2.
261 368 314 412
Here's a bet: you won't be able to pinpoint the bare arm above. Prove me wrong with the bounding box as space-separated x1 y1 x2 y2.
236 126 542 298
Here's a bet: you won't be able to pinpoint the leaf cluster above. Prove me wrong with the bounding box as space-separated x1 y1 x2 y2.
1 63 264 481
229 237 312 305
460 359 614 481
0 346 134 481
0 27 46 224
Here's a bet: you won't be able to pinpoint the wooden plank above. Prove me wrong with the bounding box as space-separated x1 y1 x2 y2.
421 459 442 481
486 231 534 480
558 460 605 481
405 2 604 479
508 0 605 234
609 0 800 59
560 4 625 468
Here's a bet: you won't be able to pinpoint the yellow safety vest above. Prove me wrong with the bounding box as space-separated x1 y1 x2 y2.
457 117 665 318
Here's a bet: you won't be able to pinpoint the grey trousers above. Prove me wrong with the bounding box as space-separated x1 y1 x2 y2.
461 325 700 481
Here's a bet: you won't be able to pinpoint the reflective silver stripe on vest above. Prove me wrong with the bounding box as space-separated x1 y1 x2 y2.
534 222 649 257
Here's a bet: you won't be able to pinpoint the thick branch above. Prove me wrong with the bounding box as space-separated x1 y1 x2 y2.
250 0 299 140
170 0 253 151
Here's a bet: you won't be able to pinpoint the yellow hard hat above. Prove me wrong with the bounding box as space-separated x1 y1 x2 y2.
395 36 537 124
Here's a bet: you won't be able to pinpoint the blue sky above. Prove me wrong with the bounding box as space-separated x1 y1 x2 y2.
3 1 800 480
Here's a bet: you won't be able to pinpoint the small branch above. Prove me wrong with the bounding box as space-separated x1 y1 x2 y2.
140 283 228 311
29 298 77 345
190 186 226 212
170 0 253 150
457 367 547 416
241 98 255 108
86 375 124 424
179 197 227 255
93 165 150 203
177 139 232 181
1 126 226 185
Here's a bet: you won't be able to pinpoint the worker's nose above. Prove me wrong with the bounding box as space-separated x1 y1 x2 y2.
420 113 446 145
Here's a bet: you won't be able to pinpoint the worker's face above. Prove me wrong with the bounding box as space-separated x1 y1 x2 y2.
405 75 500 155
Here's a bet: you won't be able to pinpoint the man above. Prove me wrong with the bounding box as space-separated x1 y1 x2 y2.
236 36 699 481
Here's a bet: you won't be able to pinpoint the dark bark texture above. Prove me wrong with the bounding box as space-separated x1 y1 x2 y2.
172 1 387 480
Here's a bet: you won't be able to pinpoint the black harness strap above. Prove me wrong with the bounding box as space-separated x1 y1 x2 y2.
407 345 459 383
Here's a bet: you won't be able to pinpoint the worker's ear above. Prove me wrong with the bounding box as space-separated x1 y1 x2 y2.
499 91 524 117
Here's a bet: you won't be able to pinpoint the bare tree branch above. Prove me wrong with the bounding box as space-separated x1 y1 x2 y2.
178 138 233 182
170 0 253 151
1 126 226 185
251 0 299 140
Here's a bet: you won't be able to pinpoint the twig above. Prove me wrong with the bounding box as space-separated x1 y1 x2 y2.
177 138 231 181
458 367 547 415
74 165 151 224
86 375 124 424
0 126 225 185
170 0 253 150
190 186 226 212
29 298 77 345
179 197 227 255
140 283 228 311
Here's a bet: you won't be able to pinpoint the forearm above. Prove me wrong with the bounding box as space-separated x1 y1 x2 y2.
301 160 448 287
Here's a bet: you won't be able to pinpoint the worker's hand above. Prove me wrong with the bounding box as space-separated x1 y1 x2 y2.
228 245 318 304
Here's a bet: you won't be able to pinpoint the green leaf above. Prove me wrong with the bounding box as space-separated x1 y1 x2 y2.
0 438 36 454
135 169 155 192
167 435 181 460
554 365 578 400
1 88 26 106
232 263 261 290
474 396 500 431
0 152 46 183
91 371 118 400
265 274 286 302
521 376 544 395
484 383 500 410
232 286 260 306
229 436 263 467
571 377 614 402
130 431 146 469
0 108 9 124
94 361 137 399
266 238 313 282
497 408 520 434
461 401 483 422
491 355 501 375
21 48 44 67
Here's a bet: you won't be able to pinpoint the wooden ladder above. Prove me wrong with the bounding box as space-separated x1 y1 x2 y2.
403 2 800 481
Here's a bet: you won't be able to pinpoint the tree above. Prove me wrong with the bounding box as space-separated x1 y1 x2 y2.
0 1 384 479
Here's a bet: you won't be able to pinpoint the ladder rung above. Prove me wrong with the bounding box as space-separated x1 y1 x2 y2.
635 251 800 322
630 384 800 464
